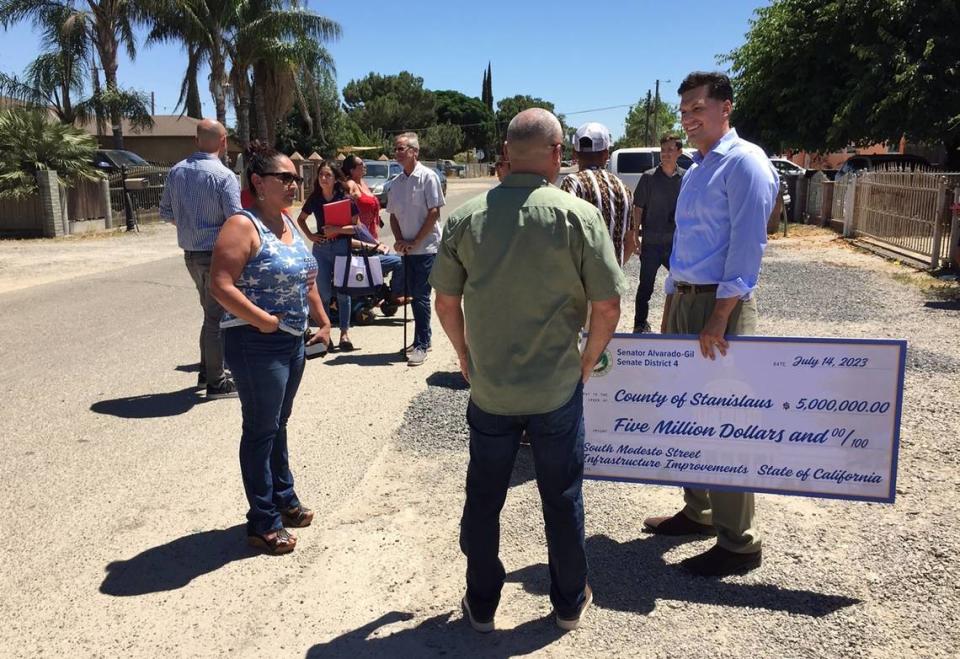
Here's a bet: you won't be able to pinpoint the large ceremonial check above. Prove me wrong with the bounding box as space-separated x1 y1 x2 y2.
583 335 906 503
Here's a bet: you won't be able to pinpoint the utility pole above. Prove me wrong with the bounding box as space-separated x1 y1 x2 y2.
653 79 660 143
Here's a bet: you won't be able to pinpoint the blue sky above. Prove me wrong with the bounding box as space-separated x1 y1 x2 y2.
1 0 766 140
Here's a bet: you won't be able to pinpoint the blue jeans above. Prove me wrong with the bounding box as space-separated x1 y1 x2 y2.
313 239 352 333
634 242 671 329
224 326 305 535
405 254 434 349
460 382 587 619
378 253 405 296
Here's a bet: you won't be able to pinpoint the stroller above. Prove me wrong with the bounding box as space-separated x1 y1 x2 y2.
328 224 406 326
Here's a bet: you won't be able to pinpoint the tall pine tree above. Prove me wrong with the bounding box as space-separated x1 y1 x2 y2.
481 62 493 112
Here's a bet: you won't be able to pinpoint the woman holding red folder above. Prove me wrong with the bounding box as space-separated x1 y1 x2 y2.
296 160 360 351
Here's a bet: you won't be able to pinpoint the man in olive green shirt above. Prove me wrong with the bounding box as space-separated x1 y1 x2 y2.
431 109 625 633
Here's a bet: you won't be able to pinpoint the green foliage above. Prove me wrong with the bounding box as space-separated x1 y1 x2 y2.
0 108 99 198
495 94 556 128
727 0 960 165
420 123 464 160
614 91 680 150
481 62 492 112
434 89 493 152
342 71 436 137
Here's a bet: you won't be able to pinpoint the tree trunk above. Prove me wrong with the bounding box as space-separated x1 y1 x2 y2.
295 83 313 137
98 37 124 149
231 66 251 148
184 45 203 119
253 74 269 144
209 36 227 126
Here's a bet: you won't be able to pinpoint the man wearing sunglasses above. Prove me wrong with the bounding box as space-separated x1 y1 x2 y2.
160 119 243 398
387 132 446 366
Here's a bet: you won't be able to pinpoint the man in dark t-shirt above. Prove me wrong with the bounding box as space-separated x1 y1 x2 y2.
631 134 686 332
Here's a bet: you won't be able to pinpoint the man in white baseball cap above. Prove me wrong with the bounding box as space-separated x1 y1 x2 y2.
561 122 634 265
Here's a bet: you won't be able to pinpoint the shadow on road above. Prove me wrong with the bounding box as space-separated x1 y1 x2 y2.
924 299 960 310
174 363 201 373
507 534 860 617
324 351 407 367
306 610 564 658
100 525 255 596
426 371 469 391
90 387 207 418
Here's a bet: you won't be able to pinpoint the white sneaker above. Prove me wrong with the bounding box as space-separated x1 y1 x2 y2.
407 347 428 366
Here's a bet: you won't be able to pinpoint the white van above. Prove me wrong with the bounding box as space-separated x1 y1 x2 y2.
607 147 695 192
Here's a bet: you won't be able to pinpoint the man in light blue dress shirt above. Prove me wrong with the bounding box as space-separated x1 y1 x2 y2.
159 119 242 398
642 72 779 577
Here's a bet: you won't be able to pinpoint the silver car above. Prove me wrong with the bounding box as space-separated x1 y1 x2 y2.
363 159 448 206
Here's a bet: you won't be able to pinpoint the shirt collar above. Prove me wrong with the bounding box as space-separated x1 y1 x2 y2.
400 161 424 179
190 151 219 160
693 128 739 164
500 172 551 188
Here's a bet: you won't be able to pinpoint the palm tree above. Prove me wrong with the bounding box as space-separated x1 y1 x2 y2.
0 0 150 148
0 107 99 198
229 0 340 147
0 2 152 135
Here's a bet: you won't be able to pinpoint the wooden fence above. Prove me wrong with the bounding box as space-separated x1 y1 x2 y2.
0 193 44 236
831 171 960 269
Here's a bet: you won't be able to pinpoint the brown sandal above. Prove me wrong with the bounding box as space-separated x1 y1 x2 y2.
280 505 315 528
247 527 297 554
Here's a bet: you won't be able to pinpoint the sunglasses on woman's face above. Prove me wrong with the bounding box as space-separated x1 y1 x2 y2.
262 172 304 185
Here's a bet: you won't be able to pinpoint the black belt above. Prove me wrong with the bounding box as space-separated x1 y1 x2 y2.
675 282 719 295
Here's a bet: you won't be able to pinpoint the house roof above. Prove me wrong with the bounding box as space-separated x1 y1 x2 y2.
81 114 204 137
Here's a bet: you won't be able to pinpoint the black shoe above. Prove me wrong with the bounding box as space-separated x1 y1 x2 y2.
680 545 762 577
556 584 593 631
206 378 238 399
197 373 207 389
643 511 717 537
461 596 494 633
633 322 652 333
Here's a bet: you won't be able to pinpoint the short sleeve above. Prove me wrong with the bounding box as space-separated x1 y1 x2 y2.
428 221 467 295
220 172 242 218
633 174 650 208
424 172 445 209
579 208 628 300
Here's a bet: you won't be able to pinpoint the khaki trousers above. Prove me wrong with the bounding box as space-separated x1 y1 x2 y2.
666 292 761 553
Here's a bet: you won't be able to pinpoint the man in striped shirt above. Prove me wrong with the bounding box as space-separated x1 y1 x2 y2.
560 122 635 266
159 119 242 398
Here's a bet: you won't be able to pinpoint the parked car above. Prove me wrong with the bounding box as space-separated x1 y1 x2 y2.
607 147 696 191
366 159 447 207
836 153 931 177
770 157 805 176
93 149 167 187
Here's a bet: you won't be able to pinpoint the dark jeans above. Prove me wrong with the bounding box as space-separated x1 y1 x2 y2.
224 326 305 535
460 382 587 619
633 242 672 329
378 253 405 296
405 254 435 349
184 251 228 385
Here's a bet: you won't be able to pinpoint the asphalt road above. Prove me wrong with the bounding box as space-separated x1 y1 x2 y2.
0 178 496 657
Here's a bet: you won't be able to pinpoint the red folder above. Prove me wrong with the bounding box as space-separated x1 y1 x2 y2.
323 199 353 227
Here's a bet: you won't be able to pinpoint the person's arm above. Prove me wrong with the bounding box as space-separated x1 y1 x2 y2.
344 179 361 199
390 213 409 253
435 293 469 382
221 171 242 217
296 209 321 243
411 207 440 246
581 296 621 383
210 215 281 332
159 177 174 224
304 269 331 346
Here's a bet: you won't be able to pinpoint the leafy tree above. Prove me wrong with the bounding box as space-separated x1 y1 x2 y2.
0 107 99 198
495 94 556 128
342 71 436 138
726 0 960 168
420 123 464 160
434 89 493 153
613 91 681 150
